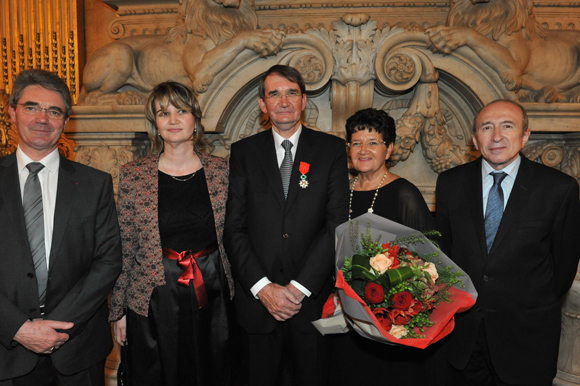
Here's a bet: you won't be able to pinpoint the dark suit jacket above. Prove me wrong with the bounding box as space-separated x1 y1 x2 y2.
0 152 122 380
436 155 580 384
224 127 349 334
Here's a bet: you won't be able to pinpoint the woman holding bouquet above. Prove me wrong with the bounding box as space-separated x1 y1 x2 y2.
329 108 438 385
109 82 235 386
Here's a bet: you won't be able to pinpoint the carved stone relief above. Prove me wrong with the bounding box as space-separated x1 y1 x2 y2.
79 0 284 105
426 0 580 103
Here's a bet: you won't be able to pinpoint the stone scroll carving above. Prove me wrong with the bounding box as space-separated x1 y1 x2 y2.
303 17 470 173
375 30 470 173
426 0 580 103
78 0 284 105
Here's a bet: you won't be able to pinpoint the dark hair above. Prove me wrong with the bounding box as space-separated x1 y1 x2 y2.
9 69 72 118
144 81 206 155
345 108 396 145
472 99 529 133
258 65 306 100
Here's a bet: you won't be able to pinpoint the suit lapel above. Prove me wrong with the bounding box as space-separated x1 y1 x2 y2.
489 155 532 255
258 131 286 209
0 154 34 263
48 157 77 272
464 158 487 258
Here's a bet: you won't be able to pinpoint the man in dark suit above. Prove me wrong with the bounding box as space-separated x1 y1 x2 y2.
224 65 349 386
436 99 580 386
0 69 122 385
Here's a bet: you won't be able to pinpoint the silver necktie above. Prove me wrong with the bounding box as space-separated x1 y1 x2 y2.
280 140 293 199
23 162 47 305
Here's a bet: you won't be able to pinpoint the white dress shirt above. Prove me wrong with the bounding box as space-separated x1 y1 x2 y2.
481 155 521 215
250 126 312 299
17 147 60 269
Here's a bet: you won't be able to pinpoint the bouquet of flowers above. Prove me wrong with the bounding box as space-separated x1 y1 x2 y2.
313 213 477 349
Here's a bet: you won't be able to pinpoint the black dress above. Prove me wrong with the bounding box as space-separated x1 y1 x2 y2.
126 169 232 386
329 178 443 386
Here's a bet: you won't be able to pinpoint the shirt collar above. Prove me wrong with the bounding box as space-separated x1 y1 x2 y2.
16 147 61 174
481 155 521 180
272 125 302 149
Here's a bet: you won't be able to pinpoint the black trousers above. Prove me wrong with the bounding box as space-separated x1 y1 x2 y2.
6 356 105 386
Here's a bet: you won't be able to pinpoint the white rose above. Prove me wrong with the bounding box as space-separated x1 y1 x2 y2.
369 253 393 274
389 324 408 339
423 262 439 283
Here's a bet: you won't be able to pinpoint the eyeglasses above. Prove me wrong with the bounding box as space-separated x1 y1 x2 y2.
18 104 65 119
348 140 387 150
265 90 302 103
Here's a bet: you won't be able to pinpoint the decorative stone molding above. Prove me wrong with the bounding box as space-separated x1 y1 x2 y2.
66 132 149 194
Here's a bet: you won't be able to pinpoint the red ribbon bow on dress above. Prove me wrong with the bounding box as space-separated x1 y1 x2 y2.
162 245 217 309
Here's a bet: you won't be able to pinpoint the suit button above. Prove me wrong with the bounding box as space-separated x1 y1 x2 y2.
27 273 34 278
280 267 284 273
483 275 489 282
30 308 37 313
282 234 289 238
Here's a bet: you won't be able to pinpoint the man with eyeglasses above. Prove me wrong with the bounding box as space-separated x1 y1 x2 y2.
0 69 121 385
224 64 349 385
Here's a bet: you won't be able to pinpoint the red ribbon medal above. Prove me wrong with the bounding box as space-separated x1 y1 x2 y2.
299 162 310 188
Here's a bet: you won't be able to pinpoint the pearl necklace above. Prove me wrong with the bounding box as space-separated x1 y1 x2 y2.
160 155 197 182
349 170 389 220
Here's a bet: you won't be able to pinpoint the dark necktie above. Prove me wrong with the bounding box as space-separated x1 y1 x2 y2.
280 140 293 199
484 172 507 253
23 163 47 305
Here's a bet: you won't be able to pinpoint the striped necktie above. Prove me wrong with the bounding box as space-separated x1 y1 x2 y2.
23 162 48 305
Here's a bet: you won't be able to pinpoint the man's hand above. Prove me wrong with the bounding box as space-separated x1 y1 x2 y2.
285 282 306 303
13 320 73 354
113 315 127 346
258 283 302 321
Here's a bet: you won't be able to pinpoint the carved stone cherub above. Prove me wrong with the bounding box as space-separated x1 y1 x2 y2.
426 0 580 102
79 0 283 105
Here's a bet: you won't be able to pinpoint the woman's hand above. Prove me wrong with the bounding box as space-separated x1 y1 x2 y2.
113 315 127 346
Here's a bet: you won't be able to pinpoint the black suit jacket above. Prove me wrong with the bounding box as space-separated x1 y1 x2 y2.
224 128 349 334
0 153 122 379
436 155 580 384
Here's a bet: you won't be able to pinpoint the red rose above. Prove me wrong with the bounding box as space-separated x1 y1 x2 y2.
373 307 393 330
364 282 385 304
392 291 413 310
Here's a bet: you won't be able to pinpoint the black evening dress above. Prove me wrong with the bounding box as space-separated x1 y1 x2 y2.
329 178 444 386
126 169 232 386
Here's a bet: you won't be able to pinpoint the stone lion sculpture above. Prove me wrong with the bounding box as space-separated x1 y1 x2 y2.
79 0 283 105
426 0 580 102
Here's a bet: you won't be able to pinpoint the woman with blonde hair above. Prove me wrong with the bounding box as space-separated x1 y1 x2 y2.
110 81 234 385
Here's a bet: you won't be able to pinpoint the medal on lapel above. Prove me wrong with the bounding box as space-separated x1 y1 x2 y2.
299 162 310 188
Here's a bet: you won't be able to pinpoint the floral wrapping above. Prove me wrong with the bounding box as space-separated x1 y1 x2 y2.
313 213 478 349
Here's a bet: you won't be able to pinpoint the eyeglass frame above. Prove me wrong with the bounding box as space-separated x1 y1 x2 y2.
18 103 66 119
263 90 303 103
347 140 388 150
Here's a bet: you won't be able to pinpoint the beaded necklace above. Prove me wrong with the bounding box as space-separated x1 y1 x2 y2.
349 170 389 220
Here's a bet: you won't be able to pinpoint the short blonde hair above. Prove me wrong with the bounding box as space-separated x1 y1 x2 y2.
144 82 207 155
